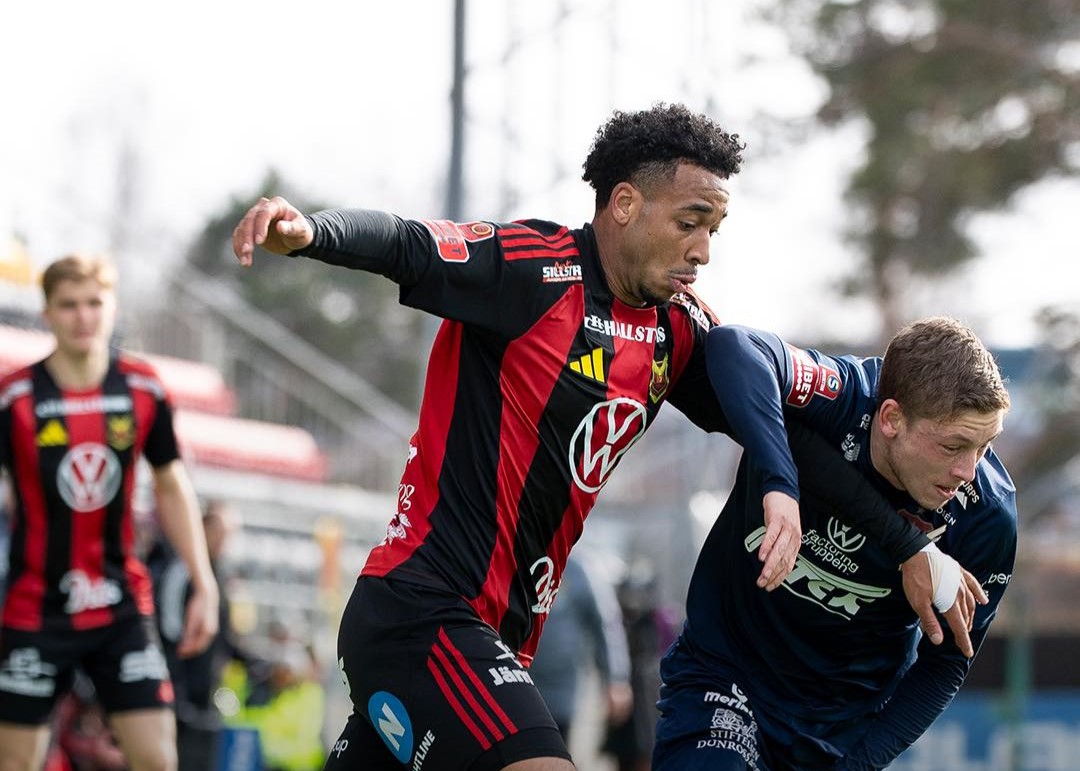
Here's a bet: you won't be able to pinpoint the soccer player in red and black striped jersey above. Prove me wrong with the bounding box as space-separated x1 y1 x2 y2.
0 254 219 771
232 104 950 771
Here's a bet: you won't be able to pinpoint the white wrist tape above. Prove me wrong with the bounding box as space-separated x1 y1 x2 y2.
921 542 961 613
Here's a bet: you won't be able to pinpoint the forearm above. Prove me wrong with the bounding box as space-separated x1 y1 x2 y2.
837 651 969 770
293 209 419 282
787 421 928 564
153 461 216 594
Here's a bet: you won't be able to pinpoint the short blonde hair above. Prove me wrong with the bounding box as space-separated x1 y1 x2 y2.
41 253 117 302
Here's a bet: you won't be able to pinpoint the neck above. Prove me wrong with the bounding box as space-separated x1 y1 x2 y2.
592 218 644 307
46 347 110 390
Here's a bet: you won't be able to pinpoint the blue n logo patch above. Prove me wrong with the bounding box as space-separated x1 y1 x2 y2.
368 691 414 763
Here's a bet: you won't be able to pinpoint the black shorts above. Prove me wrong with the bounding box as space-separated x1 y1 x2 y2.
0 614 173 725
326 576 570 771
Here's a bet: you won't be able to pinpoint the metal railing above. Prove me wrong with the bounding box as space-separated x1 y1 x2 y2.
136 265 416 490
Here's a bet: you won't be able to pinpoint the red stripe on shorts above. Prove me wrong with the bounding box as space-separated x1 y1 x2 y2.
426 653 494 750
436 627 518 734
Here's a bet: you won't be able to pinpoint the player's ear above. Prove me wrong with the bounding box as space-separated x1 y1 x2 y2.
609 182 638 226
878 399 904 439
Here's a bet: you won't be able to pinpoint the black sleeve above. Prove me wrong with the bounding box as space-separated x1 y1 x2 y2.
786 421 929 564
293 209 562 339
143 397 182 469
292 209 420 282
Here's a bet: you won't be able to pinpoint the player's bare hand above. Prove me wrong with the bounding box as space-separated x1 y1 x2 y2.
902 550 945 647
757 491 801 591
940 567 988 658
232 195 314 266
901 549 986 657
177 584 220 658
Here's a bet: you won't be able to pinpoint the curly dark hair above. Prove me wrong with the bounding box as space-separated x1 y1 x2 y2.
582 102 745 210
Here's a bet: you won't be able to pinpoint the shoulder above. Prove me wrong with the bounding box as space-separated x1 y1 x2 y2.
667 289 718 334
116 352 167 399
495 219 581 262
490 220 587 295
969 450 1018 534
946 450 1018 562
0 364 36 409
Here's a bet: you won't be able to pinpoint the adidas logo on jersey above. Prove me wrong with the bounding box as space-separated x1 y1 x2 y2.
569 348 606 383
36 419 68 447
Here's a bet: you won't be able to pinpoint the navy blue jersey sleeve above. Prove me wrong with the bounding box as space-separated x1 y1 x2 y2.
295 209 565 338
705 325 800 499
667 347 731 433
708 325 929 562
836 494 1018 770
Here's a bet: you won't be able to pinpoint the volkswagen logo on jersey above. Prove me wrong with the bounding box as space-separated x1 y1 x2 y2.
368 690 414 764
826 518 867 553
569 398 648 493
57 442 122 512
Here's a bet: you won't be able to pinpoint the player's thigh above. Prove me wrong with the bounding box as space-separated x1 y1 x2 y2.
110 708 178 771
0 723 51 771
83 615 174 715
336 577 570 770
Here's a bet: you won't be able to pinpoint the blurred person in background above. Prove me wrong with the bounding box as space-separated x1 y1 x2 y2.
44 672 126 771
0 253 219 771
530 551 632 748
149 499 268 771
653 318 1013 770
229 639 326 771
600 558 678 771
232 103 966 771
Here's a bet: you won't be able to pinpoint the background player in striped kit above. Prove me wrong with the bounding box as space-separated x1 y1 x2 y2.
0 254 219 771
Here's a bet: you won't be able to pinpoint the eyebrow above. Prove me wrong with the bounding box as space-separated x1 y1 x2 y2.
679 203 722 216
941 429 1002 446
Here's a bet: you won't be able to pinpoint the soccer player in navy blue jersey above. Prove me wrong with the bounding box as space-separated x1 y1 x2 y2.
232 104 974 771
653 317 1013 771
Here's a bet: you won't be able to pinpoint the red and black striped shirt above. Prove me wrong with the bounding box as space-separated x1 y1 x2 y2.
298 210 726 664
0 353 180 632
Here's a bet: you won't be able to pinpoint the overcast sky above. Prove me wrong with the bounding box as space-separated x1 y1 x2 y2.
3 0 1077 348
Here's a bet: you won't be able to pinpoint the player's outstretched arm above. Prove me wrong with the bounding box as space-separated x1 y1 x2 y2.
232 195 314 266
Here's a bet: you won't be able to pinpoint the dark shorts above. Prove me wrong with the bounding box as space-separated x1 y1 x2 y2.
325 576 570 771
652 638 866 771
0 614 173 725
